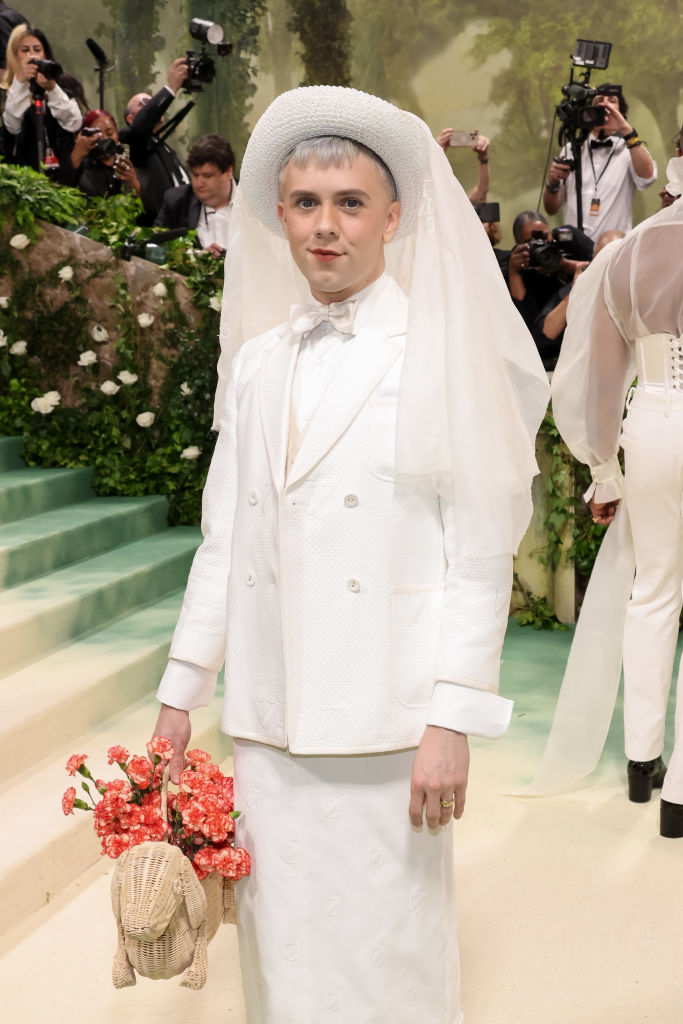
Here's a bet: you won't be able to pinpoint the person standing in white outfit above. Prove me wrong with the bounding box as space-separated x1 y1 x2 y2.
150 87 549 1021
542 156 683 836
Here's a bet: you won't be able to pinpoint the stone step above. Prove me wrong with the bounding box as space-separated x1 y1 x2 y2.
0 464 95 525
0 591 186 782
0 528 200 675
0 436 24 471
0 694 231 938
0 494 169 588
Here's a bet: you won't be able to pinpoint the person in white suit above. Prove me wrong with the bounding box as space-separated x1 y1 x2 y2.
151 87 549 1023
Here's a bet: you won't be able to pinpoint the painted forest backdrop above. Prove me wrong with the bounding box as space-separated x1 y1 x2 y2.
21 0 683 244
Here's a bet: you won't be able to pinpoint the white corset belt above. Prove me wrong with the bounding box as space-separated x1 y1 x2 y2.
635 332 683 391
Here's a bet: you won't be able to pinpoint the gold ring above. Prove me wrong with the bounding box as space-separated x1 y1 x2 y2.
440 798 455 808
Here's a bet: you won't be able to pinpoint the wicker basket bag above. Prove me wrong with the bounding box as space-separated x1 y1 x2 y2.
110 768 237 990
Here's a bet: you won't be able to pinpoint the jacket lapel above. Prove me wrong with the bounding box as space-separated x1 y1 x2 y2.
284 328 403 490
258 328 300 494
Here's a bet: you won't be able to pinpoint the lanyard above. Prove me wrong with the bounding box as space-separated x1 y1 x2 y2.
588 141 617 192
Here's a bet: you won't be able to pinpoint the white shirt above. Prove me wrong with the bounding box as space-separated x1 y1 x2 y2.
158 273 513 740
558 135 657 239
3 77 82 135
196 182 236 251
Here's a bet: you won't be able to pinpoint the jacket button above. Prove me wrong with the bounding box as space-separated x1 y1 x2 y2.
248 491 259 505
344 494 358 507
347 578 360 593
246 573 256 586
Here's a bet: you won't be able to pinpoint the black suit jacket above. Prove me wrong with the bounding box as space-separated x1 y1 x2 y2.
120 86 188 224
154 184 202 232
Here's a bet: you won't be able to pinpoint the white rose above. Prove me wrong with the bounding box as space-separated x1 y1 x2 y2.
77 350 98 367
100 380 120 396
0 296 9 309
136 411 155 428
117 370 138 386
58 265 74 282
10 340 27 355
90 325 109 343
152 282 168 298
209 293 222 312
9 233 30 250
0 330 7 348
137 313 154 328
180 381 192 396
181 445 201 461
30 390 61 415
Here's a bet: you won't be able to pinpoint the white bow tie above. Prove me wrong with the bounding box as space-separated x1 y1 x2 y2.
289 298 358 337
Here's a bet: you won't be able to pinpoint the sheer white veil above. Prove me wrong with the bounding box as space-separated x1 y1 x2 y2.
216 87 549 558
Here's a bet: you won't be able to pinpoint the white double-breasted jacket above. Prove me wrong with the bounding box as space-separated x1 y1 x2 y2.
158 275 513 754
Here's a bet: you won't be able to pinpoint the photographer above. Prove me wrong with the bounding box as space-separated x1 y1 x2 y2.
508 210 592 371
1 23 81 173
543 86 656 239
660 124 682 209
120 57 190 224
154 133 235 256
62 109 140 198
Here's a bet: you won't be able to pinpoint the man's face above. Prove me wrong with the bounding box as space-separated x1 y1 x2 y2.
126 92 151 124
277 152 401 304
190 162 233 208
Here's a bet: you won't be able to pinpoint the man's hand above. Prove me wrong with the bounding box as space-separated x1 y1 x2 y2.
166 57 189 94
660 188 677 209
508 242 530 275
547 158 571 187
409 725 469 829
149 705 191 783
596 101 631 138
589 496 620 526
204 242 226 258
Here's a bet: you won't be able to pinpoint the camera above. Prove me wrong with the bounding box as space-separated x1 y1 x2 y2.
82 126 122 161
527 227 576 274
554 40 621 144
184 18 233 93
29 57 62 81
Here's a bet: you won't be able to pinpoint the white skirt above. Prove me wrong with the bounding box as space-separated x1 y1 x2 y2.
232 739 462 1024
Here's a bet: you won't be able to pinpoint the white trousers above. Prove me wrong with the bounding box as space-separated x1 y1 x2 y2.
232 739 462 1024
621 389 683 801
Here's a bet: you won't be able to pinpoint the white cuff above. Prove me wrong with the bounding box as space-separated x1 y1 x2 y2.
583 456 625 504
427 681 514 739
156 658 217 711
164 84 175 98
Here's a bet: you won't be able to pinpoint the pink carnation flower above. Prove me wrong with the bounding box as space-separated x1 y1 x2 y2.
62 787 77 815
66 753 88 776
107 745 130 765
126 754 153 789
149 736 175 759
186 748 212 764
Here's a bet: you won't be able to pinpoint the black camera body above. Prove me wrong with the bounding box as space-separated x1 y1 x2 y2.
557 81 621 137
29 57 62 81
527 227 577 274
82 126 122 161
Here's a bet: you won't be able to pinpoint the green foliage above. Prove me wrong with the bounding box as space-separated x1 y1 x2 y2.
287 0 353 87
0 163 86 238
82 192 145 252
512 572 569 631
0 210 223 526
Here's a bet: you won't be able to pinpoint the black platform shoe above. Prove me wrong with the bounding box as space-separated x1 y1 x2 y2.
660 799 683 838
627 756 667 802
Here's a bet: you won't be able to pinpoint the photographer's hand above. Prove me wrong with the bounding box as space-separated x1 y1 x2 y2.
166 57 189 94
543 159 569 215
70 130 100 169
436 128 453 152
508 244 529 300
114 156 141 195
547 158 571 186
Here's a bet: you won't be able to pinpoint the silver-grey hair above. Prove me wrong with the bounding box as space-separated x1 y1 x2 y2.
278 136 398 201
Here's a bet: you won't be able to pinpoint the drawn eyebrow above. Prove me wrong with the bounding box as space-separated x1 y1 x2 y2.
287 189 372 200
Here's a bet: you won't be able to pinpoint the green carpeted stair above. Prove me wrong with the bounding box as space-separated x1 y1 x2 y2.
0 437 230 937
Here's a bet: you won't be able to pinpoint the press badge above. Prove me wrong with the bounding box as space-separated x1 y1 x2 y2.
589 196 601 216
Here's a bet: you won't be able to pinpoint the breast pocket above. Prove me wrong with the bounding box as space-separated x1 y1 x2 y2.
391 585 444 708
368 398 398 481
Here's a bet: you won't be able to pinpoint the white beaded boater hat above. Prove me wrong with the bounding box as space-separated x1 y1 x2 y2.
239 86 429 238
217 86 550 559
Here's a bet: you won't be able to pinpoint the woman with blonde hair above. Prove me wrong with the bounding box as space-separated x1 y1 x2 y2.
1 22 81 173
